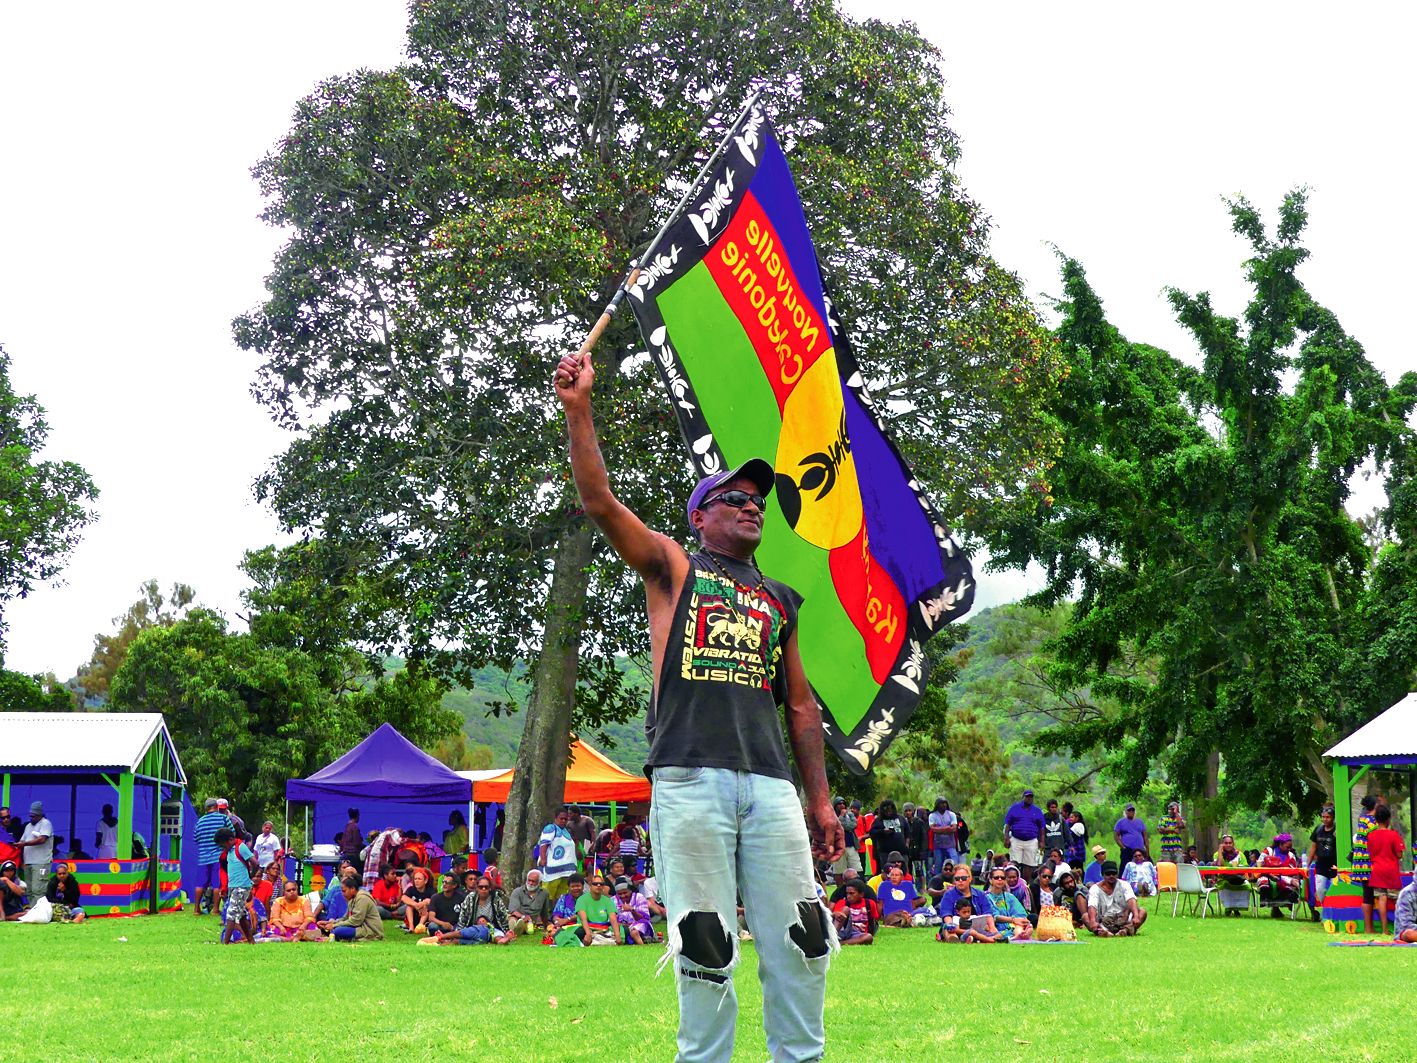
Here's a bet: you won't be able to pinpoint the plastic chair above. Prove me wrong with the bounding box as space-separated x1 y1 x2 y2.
1153 861 1178 912
1172 862 1216 917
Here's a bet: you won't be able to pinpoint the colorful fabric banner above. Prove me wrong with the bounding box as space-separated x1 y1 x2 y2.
628 102 975 773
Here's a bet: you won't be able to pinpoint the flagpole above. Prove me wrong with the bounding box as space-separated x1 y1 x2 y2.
637 90 761 267
571 91 760 360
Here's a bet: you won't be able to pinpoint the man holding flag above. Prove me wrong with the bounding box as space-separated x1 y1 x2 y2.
555 346 843 1062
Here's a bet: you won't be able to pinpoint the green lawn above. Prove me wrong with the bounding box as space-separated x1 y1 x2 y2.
4 901 1412 1061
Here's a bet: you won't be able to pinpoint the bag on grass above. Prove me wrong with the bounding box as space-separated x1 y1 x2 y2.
1035 904 1075 941
18 896 53 924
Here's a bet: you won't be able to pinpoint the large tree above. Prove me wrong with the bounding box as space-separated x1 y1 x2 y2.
74 579 196 700
989 192 1417 841
0 344 98 657
235 0 1062 880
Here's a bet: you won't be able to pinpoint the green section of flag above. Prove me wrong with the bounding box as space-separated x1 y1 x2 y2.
658 262 879 730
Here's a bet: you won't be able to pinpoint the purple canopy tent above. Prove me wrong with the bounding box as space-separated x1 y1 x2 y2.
285 723 473 870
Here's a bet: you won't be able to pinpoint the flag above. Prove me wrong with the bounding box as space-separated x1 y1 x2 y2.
627 100 974 774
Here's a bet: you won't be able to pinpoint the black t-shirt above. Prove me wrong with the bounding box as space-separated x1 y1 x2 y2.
1310 825 1338 876
431 890 464 926
1043 814 1067 854
47 874 80 907
646 550 802 781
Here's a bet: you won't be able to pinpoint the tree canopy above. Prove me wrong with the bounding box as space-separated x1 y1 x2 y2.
989 192 1417 822
0 344 98 658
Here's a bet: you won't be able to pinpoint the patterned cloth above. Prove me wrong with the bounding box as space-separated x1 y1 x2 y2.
1158 814 1185 857
1351 812 1377 883
225 886 252 922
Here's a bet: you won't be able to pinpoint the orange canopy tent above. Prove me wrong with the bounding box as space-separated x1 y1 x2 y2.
470 738 650 804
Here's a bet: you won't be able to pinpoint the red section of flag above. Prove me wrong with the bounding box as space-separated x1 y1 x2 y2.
702 190 832 411
829 523 907 684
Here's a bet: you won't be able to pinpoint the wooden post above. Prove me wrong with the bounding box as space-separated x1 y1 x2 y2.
2 773 9 808
116 773 134 860
1332 763 1352 867
150 781 162 913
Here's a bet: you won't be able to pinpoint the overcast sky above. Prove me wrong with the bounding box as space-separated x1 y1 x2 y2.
2 2 1412 677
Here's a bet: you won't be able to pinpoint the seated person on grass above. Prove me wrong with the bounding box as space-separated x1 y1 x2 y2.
551 874 588 946
507 868 551 936
1122 849 1157 897
867 851 911 894
601 857 628 889
612 876 654 944
428 872 466 935
46 863 85 923
878 864 926 927
828 875 876 905
1084 862 1147 937
1051 869 1082 923
575 874 619 946
1392 879 1417 943
319 876 385 941
832 880 879 945
1082 844 1109 886
401 866 435 933
1 861 27 919
1027 865 1058 924
924 861 953 913
939 895 1002 943
480 849 503 893
984 866 1032 941
371 864 405 921
636 873 665 920
937 866 991 920
435 875 513 945
261 879 319 941
1003 865 1029 905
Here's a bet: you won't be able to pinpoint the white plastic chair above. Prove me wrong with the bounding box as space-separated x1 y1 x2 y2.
1172 862 1216 918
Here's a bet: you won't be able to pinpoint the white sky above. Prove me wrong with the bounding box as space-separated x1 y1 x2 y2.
2 2 1413 677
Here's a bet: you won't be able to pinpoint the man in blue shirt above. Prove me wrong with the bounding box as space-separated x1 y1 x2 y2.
1114 803 1149 867
1002 789 1046 878
191 798 231 918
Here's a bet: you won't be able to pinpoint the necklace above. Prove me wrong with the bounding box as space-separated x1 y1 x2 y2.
701 549 770 622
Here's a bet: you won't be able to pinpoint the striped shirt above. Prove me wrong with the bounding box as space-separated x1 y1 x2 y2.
194 811 231 865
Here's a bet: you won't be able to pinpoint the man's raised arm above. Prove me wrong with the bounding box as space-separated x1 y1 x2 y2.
553 349 676 580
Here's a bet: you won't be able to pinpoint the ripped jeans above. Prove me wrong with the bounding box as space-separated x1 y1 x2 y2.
649 766 837 1063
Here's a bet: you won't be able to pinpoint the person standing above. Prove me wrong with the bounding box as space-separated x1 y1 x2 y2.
928 798 958 877
338 808 363 867
1157 801 1186 865
1113 804 1149 867
253 822 283 870
215 828 256 945
1041 800 1067 865
1366 805 1405 936
1307 805 1339 917
192 798 230 917
1351 794 1379 933
831 798 862 882
1003 790 1045 879
537 805 579 905
555 346 842 1062
95 804 119 860
14 802 54 902
1063 808 1088 870
903 804 928 883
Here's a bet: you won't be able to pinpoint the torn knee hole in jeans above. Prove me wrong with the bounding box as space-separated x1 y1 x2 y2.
786 898 839 960
657 909 739 980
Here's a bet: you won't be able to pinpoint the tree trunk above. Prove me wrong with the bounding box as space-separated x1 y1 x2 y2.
500 523 595 888
1196 748 1221 858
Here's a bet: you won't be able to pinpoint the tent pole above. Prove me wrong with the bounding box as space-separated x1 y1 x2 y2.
1409 769 1416 858
150 780 162 913
1 773 8 807
1332 763 1352 868
69 784 77 858
116 773 135 860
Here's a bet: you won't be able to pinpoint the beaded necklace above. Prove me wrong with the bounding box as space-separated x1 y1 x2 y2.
701 549 770 621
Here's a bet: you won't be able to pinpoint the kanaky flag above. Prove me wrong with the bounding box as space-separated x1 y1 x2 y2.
627 100 974 773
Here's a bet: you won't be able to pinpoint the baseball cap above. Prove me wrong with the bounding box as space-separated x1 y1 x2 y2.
29 800 44 815
686 458 775 529
217 799 230 809
1022 789 1033 797
204 798 218 810
613 876 632 892
1101 861 1119 875
1124 803 1135 811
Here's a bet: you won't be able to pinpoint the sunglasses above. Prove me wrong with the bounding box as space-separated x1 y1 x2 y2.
702 490 766 512
477 885 491 891
953 875 972 882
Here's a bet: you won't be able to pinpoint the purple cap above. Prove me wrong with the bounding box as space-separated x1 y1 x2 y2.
686 458 775 530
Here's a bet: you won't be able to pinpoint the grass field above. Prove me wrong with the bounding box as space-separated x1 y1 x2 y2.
4 900 1414 1062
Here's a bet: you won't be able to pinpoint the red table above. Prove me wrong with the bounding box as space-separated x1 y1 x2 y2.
1198 866 1307 877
